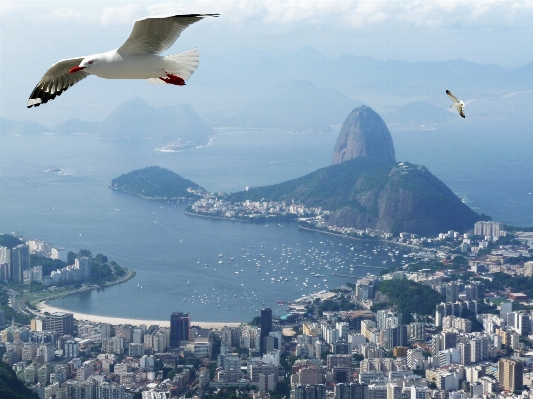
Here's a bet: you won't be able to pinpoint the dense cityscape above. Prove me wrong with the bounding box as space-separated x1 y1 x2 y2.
1 220 533 399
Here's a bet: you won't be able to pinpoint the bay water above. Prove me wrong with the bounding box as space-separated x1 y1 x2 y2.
0 124 531 322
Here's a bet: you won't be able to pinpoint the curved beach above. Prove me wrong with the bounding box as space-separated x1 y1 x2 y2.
37 302 241 330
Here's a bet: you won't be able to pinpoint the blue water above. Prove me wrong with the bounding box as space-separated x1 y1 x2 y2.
0 125 532 322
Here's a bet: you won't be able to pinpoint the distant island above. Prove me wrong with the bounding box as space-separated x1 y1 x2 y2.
111 166 206 200
1 98 217 150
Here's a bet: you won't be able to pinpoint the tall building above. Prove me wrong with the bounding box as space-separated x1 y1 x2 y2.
260 307 273 355
411 386 429 399
498 358 523 391
169 312 190 347
294 384 327 399
11 244 30 284
0 309 6 330
382 325 407 350
335 383 368 399
474 221 504 237
465 284 479 301
45 312 74 335
524 261 533 278
446 282 462 303
500 302 512 321
75 257 91 280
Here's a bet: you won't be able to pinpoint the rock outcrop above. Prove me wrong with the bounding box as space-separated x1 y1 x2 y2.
228 105 482 236
332 106 396 165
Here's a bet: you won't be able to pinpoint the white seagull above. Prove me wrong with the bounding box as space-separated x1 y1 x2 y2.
27 13 219 108
446 90 465 118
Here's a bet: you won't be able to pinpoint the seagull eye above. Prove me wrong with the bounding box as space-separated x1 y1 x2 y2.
88 60 93 65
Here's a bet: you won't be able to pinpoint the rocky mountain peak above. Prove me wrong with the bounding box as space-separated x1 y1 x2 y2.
332 105 396 165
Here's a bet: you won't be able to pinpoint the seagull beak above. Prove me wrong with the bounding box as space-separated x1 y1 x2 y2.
69 66 86 74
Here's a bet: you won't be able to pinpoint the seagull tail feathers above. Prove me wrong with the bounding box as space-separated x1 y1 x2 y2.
146 48 199 85
163 48 199 81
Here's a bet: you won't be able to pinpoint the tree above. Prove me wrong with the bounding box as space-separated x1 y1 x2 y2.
95 254 108 263
452 255 468 268
79 249 92 257
68 251 77 264
274 379 291 396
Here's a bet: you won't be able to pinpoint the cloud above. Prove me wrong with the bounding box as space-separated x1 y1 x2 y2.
144 0 533 32
100 4 143 26
41 7 96 24
3 0 533 38
0 1 28 17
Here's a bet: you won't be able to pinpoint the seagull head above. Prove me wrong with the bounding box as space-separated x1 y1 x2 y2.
69 58 95 73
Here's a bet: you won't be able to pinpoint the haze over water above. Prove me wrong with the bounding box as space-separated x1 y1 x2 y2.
0 125 532 322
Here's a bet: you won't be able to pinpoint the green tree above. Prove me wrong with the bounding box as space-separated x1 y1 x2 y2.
95 254 108 263
452 255 468 268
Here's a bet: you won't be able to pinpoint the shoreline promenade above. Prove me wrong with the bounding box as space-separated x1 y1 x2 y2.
37 302 241 330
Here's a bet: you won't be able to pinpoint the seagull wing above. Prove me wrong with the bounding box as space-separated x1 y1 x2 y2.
117 14 219 56
459 106 465 118
27 57 89 108
446 90 459 104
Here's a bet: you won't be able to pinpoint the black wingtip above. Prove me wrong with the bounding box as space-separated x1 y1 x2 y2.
173 13 220 18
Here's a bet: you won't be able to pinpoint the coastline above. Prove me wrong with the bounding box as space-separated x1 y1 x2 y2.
29 266 241 330
298 223 427 250
37 302 242 330
184 210 422 251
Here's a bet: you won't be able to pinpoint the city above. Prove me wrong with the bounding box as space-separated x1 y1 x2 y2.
1 220 533 399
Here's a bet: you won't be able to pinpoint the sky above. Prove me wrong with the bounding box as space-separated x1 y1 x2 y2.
2 0 533 124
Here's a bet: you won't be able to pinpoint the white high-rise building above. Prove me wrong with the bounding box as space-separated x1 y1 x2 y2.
50 247 68 263
500 302 512 321
65 340 79 358
75 257 91 280
474 221 504 238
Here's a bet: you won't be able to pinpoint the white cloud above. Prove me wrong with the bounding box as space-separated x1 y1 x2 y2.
41 7 96 24
5 1 533 32
0 1 28 17
143 0 533 34
100 4 143 26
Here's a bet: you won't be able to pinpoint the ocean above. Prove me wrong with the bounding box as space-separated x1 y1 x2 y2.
0 124 531 322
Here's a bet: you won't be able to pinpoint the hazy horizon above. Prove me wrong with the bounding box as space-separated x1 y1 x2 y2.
2 1 533 126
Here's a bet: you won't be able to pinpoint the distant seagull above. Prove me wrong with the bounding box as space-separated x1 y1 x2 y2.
446 90 465 118
27 13 219 108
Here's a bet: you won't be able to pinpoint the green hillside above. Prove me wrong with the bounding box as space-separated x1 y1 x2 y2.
0 361 40 399
227 156 481 236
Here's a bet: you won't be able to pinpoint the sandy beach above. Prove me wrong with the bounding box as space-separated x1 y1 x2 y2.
37 302 242 330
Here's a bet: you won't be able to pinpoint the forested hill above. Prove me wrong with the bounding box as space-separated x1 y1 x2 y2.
111 166 204 200
373 279 445 323
227 156 481 236
0 234 23 248
0 361 40 399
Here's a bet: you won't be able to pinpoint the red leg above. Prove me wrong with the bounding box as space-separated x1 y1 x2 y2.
159 73 186 86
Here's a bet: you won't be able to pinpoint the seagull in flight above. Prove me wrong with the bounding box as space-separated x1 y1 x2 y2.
446 90 465 118
27 13 219 108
